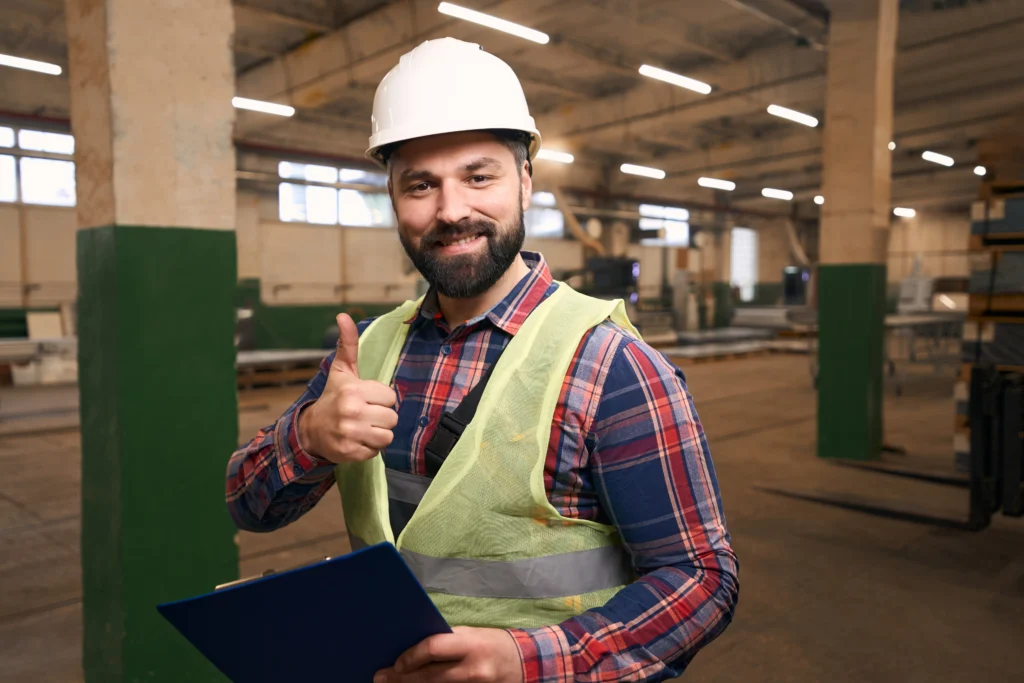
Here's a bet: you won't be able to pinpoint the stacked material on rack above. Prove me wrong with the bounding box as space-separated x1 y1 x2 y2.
970 196 1024 247
958 193 1024 473
967 248 1024 316
962 320 1024 367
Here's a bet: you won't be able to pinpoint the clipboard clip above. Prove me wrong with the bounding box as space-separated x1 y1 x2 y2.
214 556 333 591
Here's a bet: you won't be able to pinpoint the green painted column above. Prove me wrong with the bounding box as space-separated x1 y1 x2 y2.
817 0 899 460
817 264 887 460
66 2 239 680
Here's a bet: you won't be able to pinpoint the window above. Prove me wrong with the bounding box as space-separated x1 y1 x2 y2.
638 203 689 247
20 157 76 206
279 161 337 183
0 155 16 202
524 191 564 238
279 183 338 224
18 129 75 155
277 162 393 226
339 189 394 227
340 167 388 188
730 227 758 302
0 128 78 206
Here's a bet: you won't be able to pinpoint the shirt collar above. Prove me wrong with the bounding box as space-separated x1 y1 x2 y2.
405 251 554 336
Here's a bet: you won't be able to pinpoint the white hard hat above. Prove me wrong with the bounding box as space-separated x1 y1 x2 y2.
366 37 542 168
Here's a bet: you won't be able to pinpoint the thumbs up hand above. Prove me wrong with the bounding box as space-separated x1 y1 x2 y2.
298 313 399 464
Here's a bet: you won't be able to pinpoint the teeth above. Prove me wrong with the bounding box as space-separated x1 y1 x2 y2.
446 235 477 247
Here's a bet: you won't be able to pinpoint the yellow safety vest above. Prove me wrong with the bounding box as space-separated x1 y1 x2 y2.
335 282 642 628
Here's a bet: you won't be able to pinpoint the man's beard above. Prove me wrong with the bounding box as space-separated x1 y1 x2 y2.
399 201 525 299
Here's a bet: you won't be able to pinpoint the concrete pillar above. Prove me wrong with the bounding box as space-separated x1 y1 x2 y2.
817 0 899 461
65 2 239 681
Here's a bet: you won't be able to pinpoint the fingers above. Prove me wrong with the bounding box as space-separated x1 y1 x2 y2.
361 380 399 407
332 313 361 377
395 634 469 674
364 405 399 430
361 426 394 451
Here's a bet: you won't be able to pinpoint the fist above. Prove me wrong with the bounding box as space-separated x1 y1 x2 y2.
298 313 399 463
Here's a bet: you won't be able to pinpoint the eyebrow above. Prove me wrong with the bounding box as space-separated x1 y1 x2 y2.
397 157 505 184
460 157 503 173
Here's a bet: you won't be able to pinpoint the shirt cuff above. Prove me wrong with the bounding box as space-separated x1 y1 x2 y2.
285 400 337 482
509 626 574 683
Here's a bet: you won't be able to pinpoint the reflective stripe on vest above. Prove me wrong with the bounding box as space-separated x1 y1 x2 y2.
349 534 632 600
386 469 431 537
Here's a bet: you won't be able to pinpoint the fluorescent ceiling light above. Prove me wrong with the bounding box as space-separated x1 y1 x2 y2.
536 149 574 164
922 150 954 167
893 207 916 218
0 53 61 75
767 104 818 128
638 65 712 95
888 141 896 151
438 2 549 44
974 165 986 176
232 97 295 117
761 187 794 201
814 195 824 205
698 177 735 191
621 163 666 180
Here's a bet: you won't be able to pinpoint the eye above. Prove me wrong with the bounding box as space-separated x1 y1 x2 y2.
468 175 490 184
407 182 431 193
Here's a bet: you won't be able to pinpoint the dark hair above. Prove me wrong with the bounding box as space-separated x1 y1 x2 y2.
382 129 532 176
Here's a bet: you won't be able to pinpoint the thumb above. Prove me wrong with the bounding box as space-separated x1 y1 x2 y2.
331 313 360 377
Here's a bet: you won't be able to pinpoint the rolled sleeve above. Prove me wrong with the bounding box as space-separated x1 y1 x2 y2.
509 625 574 683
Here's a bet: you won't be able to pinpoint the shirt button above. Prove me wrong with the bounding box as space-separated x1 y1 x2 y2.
442 344 452 355
418 416 429 427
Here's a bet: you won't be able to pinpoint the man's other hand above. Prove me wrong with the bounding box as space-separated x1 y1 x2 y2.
374 626 525 683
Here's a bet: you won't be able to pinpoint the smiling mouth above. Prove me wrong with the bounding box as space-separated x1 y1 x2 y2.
438 233 483 247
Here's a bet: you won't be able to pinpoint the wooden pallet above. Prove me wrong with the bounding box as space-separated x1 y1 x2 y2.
968 293 1024 316
237 366 318 390
665 348 775 366
959 362 1024 382
969 233 1024 250
966 314 1024 325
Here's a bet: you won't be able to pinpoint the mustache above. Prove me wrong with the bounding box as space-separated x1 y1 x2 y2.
420 219 496 248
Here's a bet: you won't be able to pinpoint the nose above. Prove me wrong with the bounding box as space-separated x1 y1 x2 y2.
436 181 472 225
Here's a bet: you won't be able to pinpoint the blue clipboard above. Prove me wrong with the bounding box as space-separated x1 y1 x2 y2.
157 542 451 682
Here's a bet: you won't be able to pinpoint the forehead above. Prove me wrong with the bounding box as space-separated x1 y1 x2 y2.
390 131 515 174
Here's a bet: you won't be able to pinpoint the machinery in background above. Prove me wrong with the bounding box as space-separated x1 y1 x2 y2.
560 257 640 317
897 255 969 315
732 265 812 329
782 266 812 306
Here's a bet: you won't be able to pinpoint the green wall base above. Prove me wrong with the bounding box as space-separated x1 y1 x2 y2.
78 226 238 682
235 278 395 350
817 263 886 461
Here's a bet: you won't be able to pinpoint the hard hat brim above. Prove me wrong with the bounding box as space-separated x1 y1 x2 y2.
366 126 543 169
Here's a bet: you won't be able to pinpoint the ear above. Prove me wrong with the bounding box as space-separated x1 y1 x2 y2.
521 161 533 209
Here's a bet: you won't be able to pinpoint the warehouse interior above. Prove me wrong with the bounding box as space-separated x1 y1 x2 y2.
1 0 1023 681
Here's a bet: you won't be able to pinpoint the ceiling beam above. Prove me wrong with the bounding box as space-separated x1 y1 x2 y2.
233 2 329 33
716 0 826 51
236 0 551 99
584 0 737 64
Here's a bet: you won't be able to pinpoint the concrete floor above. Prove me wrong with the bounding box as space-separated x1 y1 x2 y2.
1 354 1022 682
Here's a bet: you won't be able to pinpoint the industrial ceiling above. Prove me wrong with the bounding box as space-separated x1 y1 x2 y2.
1 0 1021 215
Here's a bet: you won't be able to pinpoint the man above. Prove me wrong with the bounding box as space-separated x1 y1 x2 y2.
226 38 738 683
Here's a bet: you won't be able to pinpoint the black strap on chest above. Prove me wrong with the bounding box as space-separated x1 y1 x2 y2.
422 357 502 477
